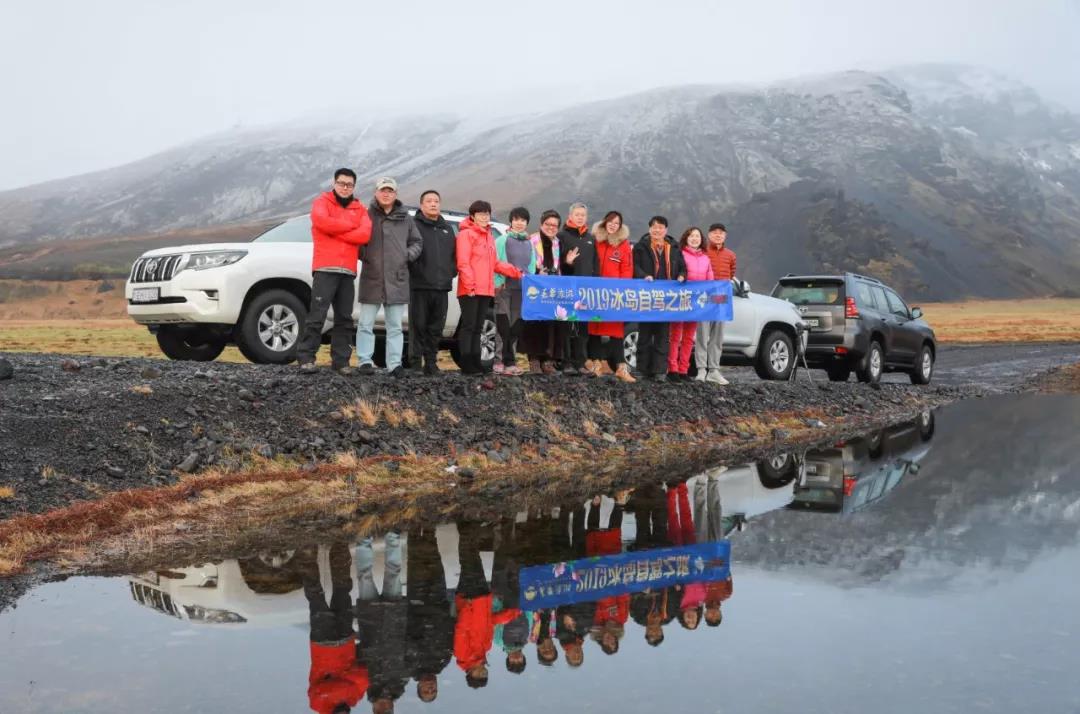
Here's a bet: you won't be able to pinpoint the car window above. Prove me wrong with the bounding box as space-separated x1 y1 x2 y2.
252 217 312 243
884 289 909 318
870 286 889 313
772 281 843 305
854 282 878 311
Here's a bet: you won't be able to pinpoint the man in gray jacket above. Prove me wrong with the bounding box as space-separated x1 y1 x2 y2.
357 176 423 377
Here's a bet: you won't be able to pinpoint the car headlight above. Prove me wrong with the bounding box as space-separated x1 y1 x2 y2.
183 605 247 624
175 250 247 273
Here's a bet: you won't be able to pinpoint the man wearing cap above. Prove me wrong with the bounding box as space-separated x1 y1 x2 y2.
357 177 423 378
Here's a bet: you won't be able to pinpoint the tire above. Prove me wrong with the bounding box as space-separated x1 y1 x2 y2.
910 344 934 385
758 452 797 488
826 365 851 382
855 340 884 385
623 329 639 370
235 288 306 364
450 307 497 371
754 329 794 380
918 410 936 441
155 325 226 362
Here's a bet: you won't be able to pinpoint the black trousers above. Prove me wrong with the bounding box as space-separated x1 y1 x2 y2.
496 314 523 366
563 322 588 369
408 289 448 367
457 521 491 599
297 271 355 368
457 295 488 372
587 334 623 368
299 542 355 644
637 322 670 376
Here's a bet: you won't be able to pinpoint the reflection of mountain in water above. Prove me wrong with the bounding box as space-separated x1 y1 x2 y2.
735 394 1080 587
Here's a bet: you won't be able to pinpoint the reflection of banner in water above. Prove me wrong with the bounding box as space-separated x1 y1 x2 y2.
522 275 733 323
518 541 731 610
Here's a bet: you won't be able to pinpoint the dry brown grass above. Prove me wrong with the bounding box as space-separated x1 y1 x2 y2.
0 486 15 500
920 299 1080 343
337 398 379 426
130 384 153 395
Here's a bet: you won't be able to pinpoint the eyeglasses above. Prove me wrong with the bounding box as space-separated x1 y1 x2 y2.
334 180 355 189
542 221 559 228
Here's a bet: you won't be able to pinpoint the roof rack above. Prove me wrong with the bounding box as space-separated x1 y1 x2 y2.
845 272 884 285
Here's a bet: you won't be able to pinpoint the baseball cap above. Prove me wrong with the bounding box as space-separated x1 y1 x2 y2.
374 176 398 191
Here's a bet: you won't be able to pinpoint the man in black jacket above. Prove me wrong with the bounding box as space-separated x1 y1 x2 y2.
558 202 598 376
632 216 687 382
408 190 456 375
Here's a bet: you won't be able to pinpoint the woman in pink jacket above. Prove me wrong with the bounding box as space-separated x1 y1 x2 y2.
668 227 714 381
456 200 524 375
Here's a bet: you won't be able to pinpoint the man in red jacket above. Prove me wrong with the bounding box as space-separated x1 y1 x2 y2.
297 168 372 374
697 222 737 385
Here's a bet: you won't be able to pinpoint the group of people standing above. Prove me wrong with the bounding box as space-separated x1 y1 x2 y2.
301 476 734 713
295 168 738 384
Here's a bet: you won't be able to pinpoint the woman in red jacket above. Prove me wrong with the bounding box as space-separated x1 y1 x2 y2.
588 211 636 382
456 200 524 375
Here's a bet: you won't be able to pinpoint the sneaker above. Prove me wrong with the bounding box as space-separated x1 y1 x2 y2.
505 365 524 376
333 366 354 376
493 363 506 375
541 361 557 375
694 370 707 382
423 360 440 376
298 362 318 375
706 370 729 385
651 374 667 383
357 363 376 376
389 366 406 379
529 359 544 375
667 371 683 382
578 366 594 377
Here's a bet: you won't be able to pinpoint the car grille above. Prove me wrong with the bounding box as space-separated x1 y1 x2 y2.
130 255 182 283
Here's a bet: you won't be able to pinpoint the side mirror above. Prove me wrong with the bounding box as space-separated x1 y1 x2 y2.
733 279 750 296
911 307 923 319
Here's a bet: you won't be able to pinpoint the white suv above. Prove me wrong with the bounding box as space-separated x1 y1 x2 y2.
126 211 505 368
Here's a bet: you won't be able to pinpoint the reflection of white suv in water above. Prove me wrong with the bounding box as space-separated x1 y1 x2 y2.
126 212 507 368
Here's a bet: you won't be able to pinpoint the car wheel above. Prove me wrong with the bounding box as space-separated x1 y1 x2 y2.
450 307 496 371
155 325 226 361
910 344 934 385
855 340 883 385
918 410 936 441
235 289 305 364
758 452 797 488
623 329 639 370
754 329 794 380
826 365 851 382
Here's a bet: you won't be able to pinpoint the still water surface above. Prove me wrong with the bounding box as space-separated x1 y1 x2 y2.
2 394 1078 714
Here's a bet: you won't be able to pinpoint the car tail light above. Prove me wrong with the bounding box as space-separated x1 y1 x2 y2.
842 476 856 497
845 297 860 319
833 441 846 448
834 346 848 354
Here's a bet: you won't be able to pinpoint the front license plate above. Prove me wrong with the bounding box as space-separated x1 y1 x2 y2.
131 287 160 303
805 318 820 328
805 464 819 474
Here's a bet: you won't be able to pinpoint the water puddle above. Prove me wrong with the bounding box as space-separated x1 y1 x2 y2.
2 394 1079 713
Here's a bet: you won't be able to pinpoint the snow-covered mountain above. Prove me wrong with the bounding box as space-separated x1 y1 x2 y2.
2 64 1079 300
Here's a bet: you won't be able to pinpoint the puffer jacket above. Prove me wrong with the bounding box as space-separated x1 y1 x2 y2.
454 593 521 671
310 191 372 272
359 199 423 304
308 639 369 714
409 211 457 291
589 220 633 339
456 217 522 297
682 246 715 282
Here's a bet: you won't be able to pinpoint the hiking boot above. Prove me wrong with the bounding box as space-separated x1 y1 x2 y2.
614 364 636 383
706 370 729 385
588 360 605 378
542 361 557 375
578 366 594 377
334 366 354 376
423 359 440 375
598 361 615 376
298 362 318 375
529 359 544 375
389 366 406 379
357 363 376 376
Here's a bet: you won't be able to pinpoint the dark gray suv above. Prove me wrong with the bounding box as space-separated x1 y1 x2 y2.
770 273 936 384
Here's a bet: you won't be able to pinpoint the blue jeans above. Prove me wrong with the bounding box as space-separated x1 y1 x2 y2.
356 302 405 370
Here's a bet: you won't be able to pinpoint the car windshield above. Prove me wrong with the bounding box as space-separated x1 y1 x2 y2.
773 281 844 305
252 217 312 243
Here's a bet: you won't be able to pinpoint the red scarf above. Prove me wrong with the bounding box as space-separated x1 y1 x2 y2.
566 219 587 236
650 239 671 278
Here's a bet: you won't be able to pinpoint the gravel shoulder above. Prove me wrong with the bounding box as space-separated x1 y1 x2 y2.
0 351 983 520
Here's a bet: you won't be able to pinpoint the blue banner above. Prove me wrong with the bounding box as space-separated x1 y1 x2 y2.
518 541 732 610
521 275 733 323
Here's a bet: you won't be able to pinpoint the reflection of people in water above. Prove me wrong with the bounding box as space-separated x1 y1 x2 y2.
704 576 733 627
403 527 454 704
454 521 522 688
586 492 630 656
667 480 706 631
694 469 724 544
627 482 669 551
553 499 597 668
492 518 531 675
297 542 369 714
355 533 408 713
631 585 673 647
534 609 560 666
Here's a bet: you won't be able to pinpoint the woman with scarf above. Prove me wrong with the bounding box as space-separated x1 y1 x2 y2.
588 211 636 382
520 209 565 374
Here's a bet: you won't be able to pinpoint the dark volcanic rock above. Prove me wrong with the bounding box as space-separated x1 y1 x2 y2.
0 359 13 380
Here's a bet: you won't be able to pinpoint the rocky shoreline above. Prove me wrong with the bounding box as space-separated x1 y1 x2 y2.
0 352 979 520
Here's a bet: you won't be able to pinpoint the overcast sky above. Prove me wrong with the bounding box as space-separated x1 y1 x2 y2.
2 0 1079 191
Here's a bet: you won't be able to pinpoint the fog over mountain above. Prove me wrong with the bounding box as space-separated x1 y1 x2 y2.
1 64 1079 300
